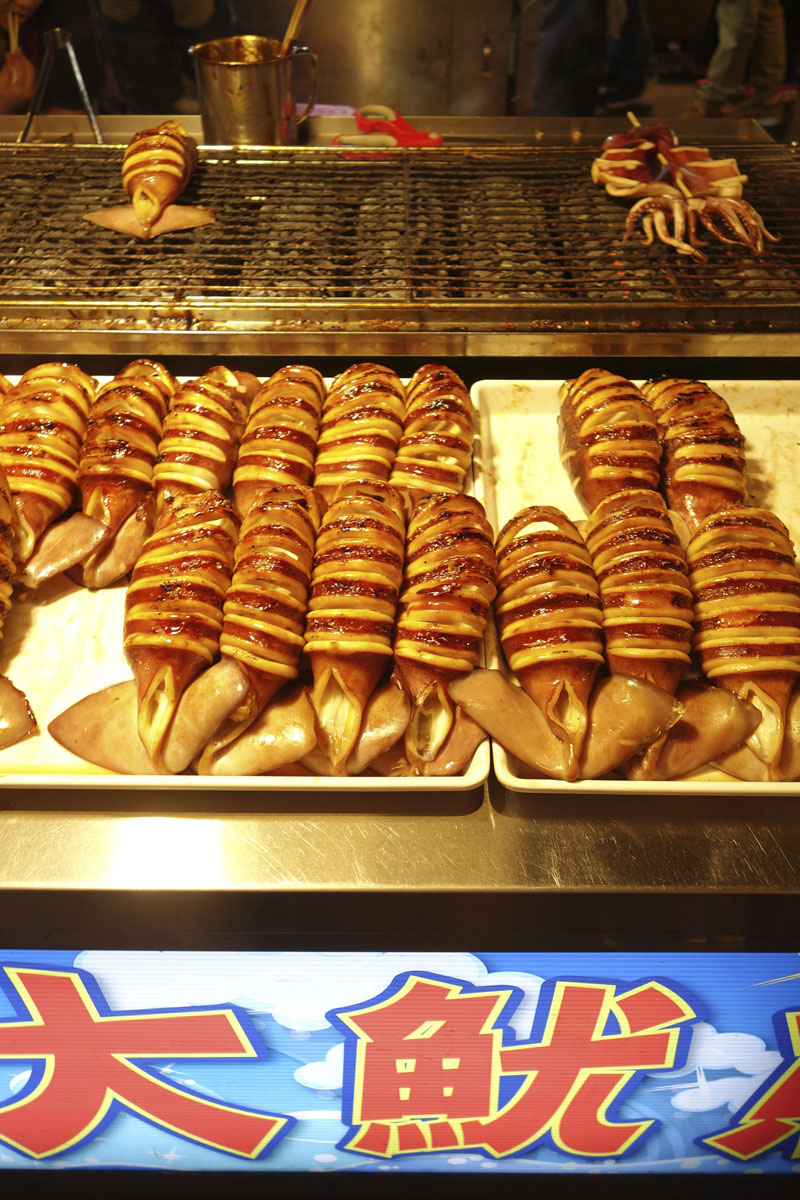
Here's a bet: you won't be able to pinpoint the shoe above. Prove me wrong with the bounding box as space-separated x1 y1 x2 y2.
681 97 721 118
721 93 784 120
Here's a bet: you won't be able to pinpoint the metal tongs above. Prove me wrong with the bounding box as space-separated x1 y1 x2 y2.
17 27 103 145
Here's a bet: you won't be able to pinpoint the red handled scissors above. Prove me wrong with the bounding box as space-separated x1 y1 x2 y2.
333 105 443 148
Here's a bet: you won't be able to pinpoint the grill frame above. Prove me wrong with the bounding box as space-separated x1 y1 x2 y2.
1 122 799 356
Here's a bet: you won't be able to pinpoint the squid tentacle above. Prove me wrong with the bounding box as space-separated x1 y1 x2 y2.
623 195 705 259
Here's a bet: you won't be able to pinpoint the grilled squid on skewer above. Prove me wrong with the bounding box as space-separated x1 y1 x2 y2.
591 123 747 199
84 121 213 240
687 506 800 780
558 368 662 514
196 485 323 774
79 359 178 588
394 492 497 775
389 364 474 499
0 464 36 749
495 506 604 780
123 120 197 232
23 360 179 590
0 362 95 564
640 377 747 542
584 488 694 778
623 195 704 259
124 490 238 770
313 363 406 503
0 468 16 636
304 481 405 774
584 489 694 694
153 365 255 513
233 365 326 516
685 197 780 256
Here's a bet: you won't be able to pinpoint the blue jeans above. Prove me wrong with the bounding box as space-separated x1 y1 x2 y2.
698 0 786 106
532 0 608 116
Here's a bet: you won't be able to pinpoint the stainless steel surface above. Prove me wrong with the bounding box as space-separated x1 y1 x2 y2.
191 35 317 146
234 0 517 116
0 116 794 357
0 777 799 895
0 113 797 906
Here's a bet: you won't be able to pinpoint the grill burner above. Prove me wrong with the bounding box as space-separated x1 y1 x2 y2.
0 141 799 340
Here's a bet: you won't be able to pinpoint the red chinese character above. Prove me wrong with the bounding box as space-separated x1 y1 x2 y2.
0 967 290 1159
334 973 695 1159
704 1009 800 1161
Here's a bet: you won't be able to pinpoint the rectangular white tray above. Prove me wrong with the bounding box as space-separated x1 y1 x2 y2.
0 374 489 792
472 378 800 796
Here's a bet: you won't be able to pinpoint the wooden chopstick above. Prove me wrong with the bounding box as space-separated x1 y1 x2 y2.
279 0 312 56
7 11 19 55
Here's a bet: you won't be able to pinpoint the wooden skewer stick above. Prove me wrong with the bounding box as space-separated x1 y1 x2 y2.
657 151 692 198
279 0 313 56
7 11 19 55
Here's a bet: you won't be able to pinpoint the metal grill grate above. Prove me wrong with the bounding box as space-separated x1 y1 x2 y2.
0 140 799 337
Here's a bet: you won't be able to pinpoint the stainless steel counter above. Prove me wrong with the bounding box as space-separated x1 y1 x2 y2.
1 115 796 358
0 115 797 918
1 776 798 899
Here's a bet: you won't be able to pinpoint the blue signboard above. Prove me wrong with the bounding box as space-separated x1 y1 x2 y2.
0 951 798 1178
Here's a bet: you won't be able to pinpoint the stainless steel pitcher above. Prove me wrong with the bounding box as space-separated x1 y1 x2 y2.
190 35 318 146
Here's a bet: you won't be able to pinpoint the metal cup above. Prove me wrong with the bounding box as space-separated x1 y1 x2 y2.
190 35 318 146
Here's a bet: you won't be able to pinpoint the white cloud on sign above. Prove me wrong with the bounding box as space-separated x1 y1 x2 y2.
76 952 543 1034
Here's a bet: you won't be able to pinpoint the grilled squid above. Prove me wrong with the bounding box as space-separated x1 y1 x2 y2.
313 363 406 503
23 359 179 589
196 485 323 774
584 489 694 777
0 469 16 637
640 377 747 542
558 369 662 514
79 359 178 587
495 506 604 780
233 365 326 516
84 121 213 240
687 506 800 779
0 362 95 563
123 490 238 769
591 123 747 200
0 464 37 748
153 365 255 513
394 492 497 774
388 364 474 499
585 489 694 694
304 481 405 774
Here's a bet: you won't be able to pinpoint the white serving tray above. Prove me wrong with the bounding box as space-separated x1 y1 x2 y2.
0 374 489 792
472 378 800 796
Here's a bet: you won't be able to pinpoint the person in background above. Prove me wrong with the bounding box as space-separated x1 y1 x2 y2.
0 0 40 113
532 0 653 117
685 0 787 117
598 0 654 111
532 0 607 116
96 0 236 114
0 0 107 115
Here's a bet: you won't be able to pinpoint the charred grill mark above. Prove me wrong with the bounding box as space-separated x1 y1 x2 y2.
558 369 662 513
304 485 405 660
687 506 800 682
585 489 693 690
395 492 497 674
390 364 474 496
313 364 406 495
